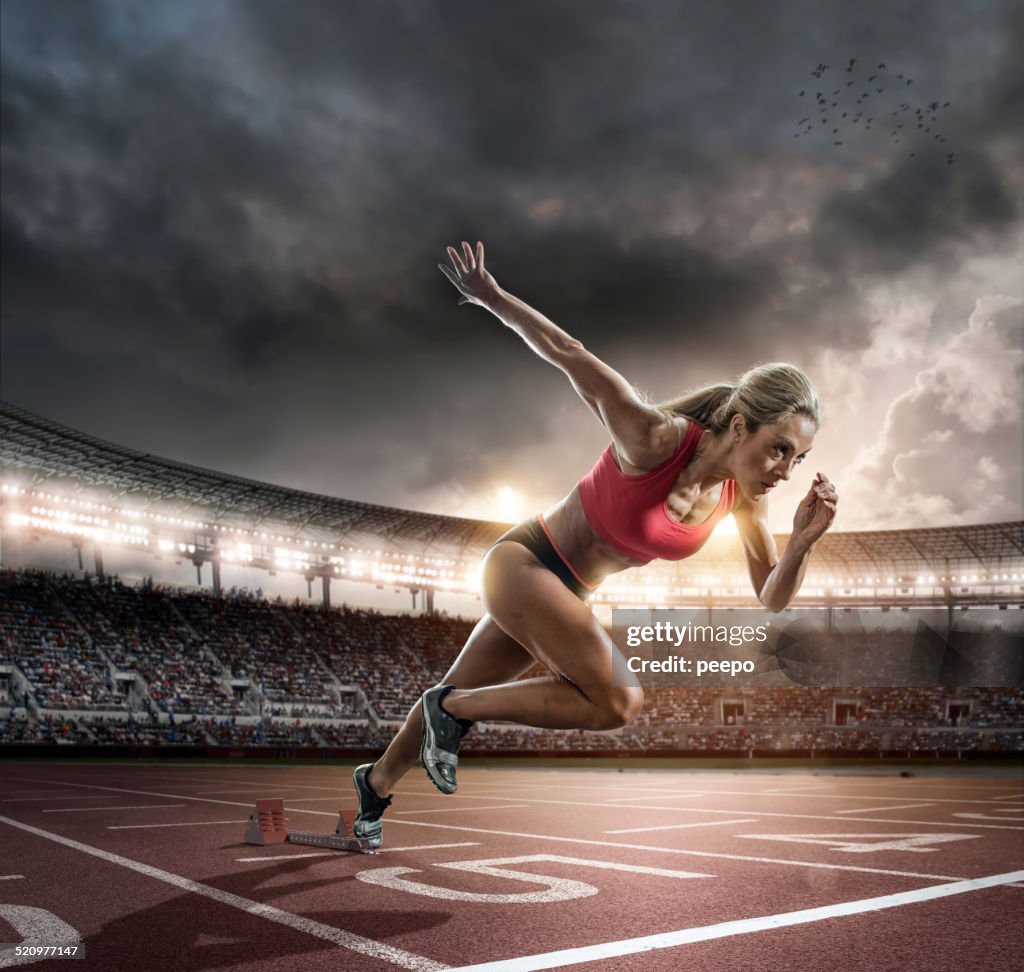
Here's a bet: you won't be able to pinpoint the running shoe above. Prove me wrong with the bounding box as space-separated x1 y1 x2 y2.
353 762 391 848
419 685 473 794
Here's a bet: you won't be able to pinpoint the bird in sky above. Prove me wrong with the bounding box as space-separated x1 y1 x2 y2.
794 59 952 162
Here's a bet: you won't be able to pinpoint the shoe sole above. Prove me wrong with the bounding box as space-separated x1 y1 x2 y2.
419 692 457 795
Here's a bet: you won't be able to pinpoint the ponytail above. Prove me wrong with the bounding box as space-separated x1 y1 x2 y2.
659 382 736 432
659 363 820 433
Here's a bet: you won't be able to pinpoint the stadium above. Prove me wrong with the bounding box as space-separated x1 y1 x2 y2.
2 400 1022 760
3 3 1023 966
2 401 1022 970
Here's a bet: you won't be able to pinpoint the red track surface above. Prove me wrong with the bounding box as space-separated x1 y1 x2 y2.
1 762 1022 971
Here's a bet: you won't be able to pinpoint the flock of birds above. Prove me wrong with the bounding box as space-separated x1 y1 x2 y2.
794 59 955 164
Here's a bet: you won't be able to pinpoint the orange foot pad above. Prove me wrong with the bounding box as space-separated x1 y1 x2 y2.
243 798 288 845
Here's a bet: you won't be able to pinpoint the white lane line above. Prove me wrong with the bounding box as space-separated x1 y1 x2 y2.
42 805 186 813
8 780 280 812
237 843 482 862
0 815 446 971
604 804 1024 832
604 792 705 803
108 820 245 830
444 868 1024 971
281 797 376 803
0 875 25 881
36 773 1012 807
1 796 120 803
6 777 332 803
601 789 1017 807
238 851 339 862
11 776 1024 837
385 790 1024 832
386 819 967 882
382 784 1023 817
397 805 530 815
195 790 298 796
0 778 988 881
606 819 757 835
835 803 937 814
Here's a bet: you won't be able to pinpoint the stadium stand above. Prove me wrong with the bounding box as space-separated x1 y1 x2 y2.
1 570 1020 755
1 401 1021 757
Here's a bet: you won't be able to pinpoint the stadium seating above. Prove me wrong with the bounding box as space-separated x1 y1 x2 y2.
1 568 1020 755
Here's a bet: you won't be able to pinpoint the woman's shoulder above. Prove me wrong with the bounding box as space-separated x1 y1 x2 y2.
612 413 693 475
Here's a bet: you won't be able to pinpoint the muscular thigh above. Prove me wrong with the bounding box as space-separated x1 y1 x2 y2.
481 541 629 695
441 614 537 688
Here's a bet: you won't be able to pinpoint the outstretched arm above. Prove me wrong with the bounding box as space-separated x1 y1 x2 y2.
439 241 678 469
734 473 838 612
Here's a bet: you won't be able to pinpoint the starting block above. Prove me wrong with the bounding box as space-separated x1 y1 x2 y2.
244 798 288 844
244 799 375 854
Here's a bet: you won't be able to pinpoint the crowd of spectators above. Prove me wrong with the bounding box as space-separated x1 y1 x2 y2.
313 722 376 748
202 717 319 747
1 570 122 709
84 718 211 746
174 589 337 705
1 568 1021 754
51 573 241 715
888 729 1024 752
289 603 473 717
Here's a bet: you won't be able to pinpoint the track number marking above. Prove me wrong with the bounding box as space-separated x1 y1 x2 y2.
737 833 981 854
0 905 81 968
954 808 1024 822
355 854 710 903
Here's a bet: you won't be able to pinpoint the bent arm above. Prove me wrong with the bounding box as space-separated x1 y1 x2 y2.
734 500 816 613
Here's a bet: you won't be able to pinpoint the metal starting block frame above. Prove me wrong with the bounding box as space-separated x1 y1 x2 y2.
244 799 375 854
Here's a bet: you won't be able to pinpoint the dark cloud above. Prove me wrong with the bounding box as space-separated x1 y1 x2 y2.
811 151 1016 275
1 0 1021 525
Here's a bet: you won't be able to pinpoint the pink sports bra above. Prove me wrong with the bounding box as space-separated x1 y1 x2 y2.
577 420 736 564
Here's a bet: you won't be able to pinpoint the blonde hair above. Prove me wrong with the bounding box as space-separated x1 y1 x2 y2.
658 363 821 433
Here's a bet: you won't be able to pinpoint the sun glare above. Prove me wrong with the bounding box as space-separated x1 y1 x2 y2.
714 515 739 536
495 486 524 523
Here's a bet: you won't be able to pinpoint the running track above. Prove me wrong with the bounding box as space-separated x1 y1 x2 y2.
1 763 1021 970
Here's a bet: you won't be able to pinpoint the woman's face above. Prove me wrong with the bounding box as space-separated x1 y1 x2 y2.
732 413 817 501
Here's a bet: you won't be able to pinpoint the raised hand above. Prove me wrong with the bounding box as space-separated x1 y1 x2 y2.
438 241 500 307
792 472 838 546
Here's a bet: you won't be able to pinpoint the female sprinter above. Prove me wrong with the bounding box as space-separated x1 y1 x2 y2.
352 241 838 846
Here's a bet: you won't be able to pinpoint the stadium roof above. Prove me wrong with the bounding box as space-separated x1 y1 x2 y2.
2 400 1022 574
0 400 503 558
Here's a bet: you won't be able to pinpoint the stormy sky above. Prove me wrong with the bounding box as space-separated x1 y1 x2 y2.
2 0 1021 533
